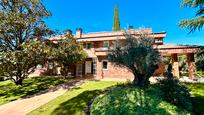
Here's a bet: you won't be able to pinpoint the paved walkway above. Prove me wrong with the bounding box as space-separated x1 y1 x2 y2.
0 79 85 115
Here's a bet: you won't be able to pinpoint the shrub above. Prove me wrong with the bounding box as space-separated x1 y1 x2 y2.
196 70 204 77
159 65 193 111
91 84 190 115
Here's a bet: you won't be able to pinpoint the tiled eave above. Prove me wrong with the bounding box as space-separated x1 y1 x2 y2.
76 32 166 42
156 44 200 55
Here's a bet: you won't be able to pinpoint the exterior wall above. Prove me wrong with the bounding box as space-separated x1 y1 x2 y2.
96 56 134 80
95 56 165 80
154 63 165 76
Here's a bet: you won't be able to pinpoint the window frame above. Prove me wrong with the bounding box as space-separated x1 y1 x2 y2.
86 42 92 49
102 60 108 70
103 41 109 48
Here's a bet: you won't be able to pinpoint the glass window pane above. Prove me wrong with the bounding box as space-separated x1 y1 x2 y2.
102 61 108 69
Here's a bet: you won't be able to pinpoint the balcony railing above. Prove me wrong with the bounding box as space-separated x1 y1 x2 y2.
95 47 114 52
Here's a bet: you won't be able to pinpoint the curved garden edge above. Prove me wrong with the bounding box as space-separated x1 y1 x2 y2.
85 87 113 115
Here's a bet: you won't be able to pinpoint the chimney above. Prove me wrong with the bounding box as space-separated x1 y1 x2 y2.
128 26 134 30
76 28 82 38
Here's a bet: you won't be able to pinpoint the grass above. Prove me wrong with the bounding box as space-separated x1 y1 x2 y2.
185 83 204 115
28 80 120 115
27 80 204 115
0 77 67 105
91 84 190 115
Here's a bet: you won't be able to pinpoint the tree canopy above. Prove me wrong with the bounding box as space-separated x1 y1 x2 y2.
179 0 204 33
46 34 87 77
0 40 47 85
0 0 52 51
108 32 161 86
0 0 52 85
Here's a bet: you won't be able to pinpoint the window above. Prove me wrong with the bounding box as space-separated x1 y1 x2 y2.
102 60 108 70
86 42 91 49
103 41 109 48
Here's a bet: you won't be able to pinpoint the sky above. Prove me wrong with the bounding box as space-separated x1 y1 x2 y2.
43 0 204 45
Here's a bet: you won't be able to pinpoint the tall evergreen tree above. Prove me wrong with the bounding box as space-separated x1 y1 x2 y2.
113 5 121 31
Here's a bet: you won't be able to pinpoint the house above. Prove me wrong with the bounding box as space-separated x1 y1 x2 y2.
49 27 199 81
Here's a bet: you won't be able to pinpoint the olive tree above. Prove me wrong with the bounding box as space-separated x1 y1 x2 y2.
108 32 161 87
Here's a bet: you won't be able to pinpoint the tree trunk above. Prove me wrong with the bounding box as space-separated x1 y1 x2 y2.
62 65 69 79
133 73 149 87
15 78 23 86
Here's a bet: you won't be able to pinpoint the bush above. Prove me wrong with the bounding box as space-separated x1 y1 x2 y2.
91 84 190 115
196 70 204 77
159 65 193 111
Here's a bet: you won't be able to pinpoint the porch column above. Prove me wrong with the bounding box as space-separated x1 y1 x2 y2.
171 54 180 78
187 53 196 79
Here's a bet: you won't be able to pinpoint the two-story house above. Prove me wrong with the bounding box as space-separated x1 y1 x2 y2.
50 28 199 81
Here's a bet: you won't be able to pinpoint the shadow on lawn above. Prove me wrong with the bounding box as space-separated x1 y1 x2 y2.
92 87 172 115
0 77 66 104
52 90 102 115
192 94 204 115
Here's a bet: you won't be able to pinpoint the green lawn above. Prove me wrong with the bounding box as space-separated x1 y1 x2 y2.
185 83 204 115
28 80 120 115
0 77 67 105
28 80 204 115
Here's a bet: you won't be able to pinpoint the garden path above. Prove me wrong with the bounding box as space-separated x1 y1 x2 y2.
0 78 85 115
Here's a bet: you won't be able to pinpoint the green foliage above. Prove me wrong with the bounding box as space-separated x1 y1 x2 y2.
178 56 188 76
159 65 193 111
0 77 67 105
195 46 204 71
108 32 161 86
113 4 121 31
196 70 204 77
49 35 87 77
0 0 52 51
0 0 53 85
0 40 47 85
179 0 204 33
91 84 190 115
162 56 171 65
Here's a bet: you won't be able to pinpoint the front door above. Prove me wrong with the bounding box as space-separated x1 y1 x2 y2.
85 61 92 74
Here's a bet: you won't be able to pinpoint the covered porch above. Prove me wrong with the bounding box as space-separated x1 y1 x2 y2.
157 44 200 79
75 50 97 78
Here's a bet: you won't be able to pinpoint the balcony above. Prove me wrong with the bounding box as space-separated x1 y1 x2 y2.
95 47 110 52
94 47 112 56
155 39 163 44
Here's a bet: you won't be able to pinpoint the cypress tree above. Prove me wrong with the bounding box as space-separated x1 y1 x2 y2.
113 5 121 31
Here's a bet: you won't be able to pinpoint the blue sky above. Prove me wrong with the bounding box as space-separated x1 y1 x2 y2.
43 0 204 45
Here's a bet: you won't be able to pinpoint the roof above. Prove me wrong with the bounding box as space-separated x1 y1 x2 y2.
75 28 154 38
157 44 200 55
48 28 166 41
157 44 200 49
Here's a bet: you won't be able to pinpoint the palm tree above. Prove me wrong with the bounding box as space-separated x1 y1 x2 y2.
179 0 204 33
